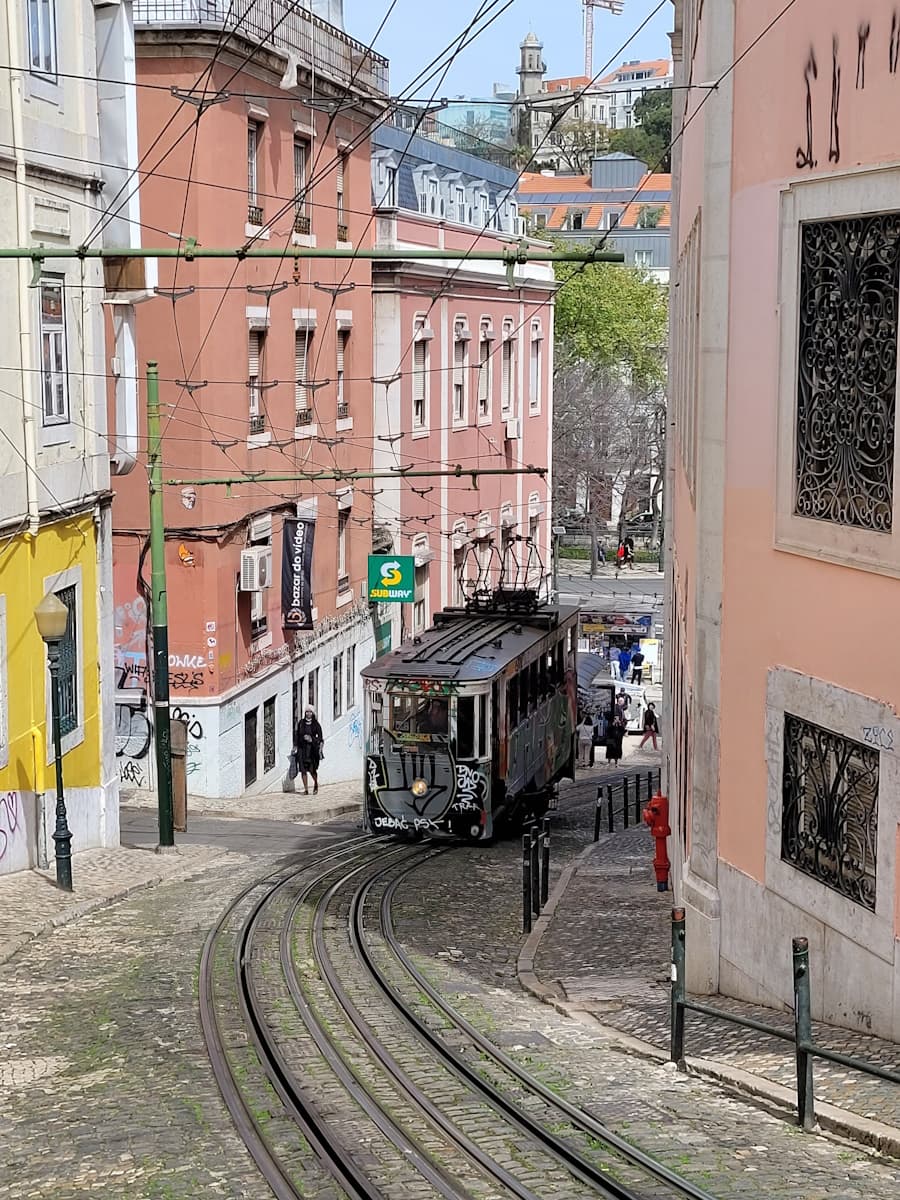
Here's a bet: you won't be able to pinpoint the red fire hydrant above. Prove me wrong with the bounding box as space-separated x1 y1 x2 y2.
642 792 671 892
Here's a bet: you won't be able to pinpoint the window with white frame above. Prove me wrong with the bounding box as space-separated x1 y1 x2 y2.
40 278 68 425
247 120 262 219
633 249 653 269
28 0 57 78
336 153 347 232
501 321 515 415
333 651 344 719
413 538 430 632
455 185 466 223
337 509 349 590
452 319 468 422
383 165 398 207
529 321 542 413
452 523 467 606
412 318 428 428
56 583 78 737
293 137 309 228
346 644 356 708
478 321 492 418
295 329 311 424
248 327 266 431
336 328 349 416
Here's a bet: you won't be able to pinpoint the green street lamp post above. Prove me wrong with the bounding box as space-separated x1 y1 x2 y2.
35 592 73 891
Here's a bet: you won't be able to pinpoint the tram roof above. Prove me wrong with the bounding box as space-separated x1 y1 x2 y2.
362 602 580 684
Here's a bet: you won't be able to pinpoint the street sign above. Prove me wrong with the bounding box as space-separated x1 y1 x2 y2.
367 555 415 603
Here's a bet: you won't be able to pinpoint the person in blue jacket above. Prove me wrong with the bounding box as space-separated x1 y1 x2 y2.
618 645 632 682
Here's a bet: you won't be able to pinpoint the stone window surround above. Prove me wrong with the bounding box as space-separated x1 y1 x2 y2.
764 666 898 964
775 165 900 577
42 564 85 761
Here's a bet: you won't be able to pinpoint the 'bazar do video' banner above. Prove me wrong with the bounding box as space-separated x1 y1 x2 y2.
282 516 315 630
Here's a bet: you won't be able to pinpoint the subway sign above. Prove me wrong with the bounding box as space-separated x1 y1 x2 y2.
367 555 415 603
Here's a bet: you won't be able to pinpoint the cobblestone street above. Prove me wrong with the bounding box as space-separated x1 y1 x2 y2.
0 790 897 1198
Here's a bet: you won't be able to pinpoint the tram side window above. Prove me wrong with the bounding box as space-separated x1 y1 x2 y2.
508 675 519 726
529 661 539 710
478 694 487 754
555 642 564 682
456 696 475 758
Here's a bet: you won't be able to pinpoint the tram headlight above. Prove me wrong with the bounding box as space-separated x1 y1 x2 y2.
410 777 428 798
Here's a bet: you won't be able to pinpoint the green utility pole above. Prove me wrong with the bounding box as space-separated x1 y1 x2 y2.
146 362 175 849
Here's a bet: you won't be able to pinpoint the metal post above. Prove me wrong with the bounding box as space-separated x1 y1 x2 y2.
541 817 550 906
634 775 641 825
47 642 73 891
671 907 686 1066
623 779 629 828
594 787 602 842
522 836 532 933
531 825 540 915
648 770 654 800
607 784 614 833
147 362 175 849
793 936 815 1130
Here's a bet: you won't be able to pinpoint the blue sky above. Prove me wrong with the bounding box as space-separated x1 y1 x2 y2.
342 1 673 98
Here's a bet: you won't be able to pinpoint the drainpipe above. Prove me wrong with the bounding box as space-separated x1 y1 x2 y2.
7 2 40 535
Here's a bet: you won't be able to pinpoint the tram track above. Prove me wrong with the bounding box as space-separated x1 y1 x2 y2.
199 833 718 1200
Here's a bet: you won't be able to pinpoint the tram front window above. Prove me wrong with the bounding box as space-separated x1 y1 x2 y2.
388 693 449 736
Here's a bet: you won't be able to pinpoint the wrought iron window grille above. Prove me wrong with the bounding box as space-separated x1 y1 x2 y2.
794 213 900 531
248 204 264 227
781 713 878 910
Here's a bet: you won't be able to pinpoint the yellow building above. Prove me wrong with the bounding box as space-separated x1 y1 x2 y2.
0 514 117 876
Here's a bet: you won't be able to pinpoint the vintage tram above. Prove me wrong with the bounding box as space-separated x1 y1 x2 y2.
361 592 578 842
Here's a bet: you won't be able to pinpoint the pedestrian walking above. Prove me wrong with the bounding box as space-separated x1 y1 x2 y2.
630 645 645 684
609 643 621 680
577 714 594 767
639 702 659 750
294 706 324 795
618 645 632 683
605 712 626 766
623 536 635 569
615 542 626 576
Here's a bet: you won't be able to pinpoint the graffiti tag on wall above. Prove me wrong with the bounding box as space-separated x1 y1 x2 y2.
0 792 23 864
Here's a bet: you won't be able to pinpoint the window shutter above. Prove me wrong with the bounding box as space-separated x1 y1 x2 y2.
501 341 511 407
453 337 465 384
336 155 344 196
478 342 489 404
295 331 308 411
336 329 347 374
248 330 261 412
413 340 426 400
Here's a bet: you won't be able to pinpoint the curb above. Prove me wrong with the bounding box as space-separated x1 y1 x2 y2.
516 842 900 1161
0 846 238 970
120 799 361 825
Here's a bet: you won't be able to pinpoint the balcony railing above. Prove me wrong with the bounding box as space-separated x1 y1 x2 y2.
249 413 266 434
337 222 349 242
337 401 350 419
295 408 313 427
134 2 389 96
294 212 311 235
248 203 264 227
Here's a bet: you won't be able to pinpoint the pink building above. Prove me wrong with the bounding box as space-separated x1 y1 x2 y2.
668 0 900 1039
113 3 387 795
369 122 555 651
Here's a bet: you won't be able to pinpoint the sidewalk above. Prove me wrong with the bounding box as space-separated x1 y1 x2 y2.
519 825 900 1157
120 774 363 823
0 840 242 967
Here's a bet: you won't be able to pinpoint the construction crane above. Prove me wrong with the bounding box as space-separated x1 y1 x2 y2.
583 0 624 79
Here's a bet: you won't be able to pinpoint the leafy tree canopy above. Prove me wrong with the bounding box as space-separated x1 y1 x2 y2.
553 257 668 388
608 87 673 171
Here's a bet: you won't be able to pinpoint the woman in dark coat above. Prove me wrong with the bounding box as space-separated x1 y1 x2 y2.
605 711 626 766
294 706 324 794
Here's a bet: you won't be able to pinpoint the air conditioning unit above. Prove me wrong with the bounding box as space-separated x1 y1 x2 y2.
240 546 273 591
505 417 521 441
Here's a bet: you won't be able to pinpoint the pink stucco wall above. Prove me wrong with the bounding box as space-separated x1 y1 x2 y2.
113 52 376 694
718 2 900 879
376 212 554 625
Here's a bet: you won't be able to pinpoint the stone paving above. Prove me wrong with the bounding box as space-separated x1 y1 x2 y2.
391 820 900 1196
0 840 236 967
528 822 900 1143
121 774 363 823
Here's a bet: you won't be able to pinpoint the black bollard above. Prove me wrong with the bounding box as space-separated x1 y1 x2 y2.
607 784 614 833
623 778 629 829
531 825 540 915
522 835 532 934
541 817 550 906
594 788 602 843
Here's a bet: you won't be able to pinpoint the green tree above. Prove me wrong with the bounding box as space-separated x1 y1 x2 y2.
608 88 673 171
553 259 668 388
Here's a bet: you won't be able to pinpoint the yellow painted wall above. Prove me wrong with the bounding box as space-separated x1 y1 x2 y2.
0 515 101 794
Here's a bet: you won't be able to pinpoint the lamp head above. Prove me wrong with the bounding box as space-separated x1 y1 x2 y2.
34 592 69 643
